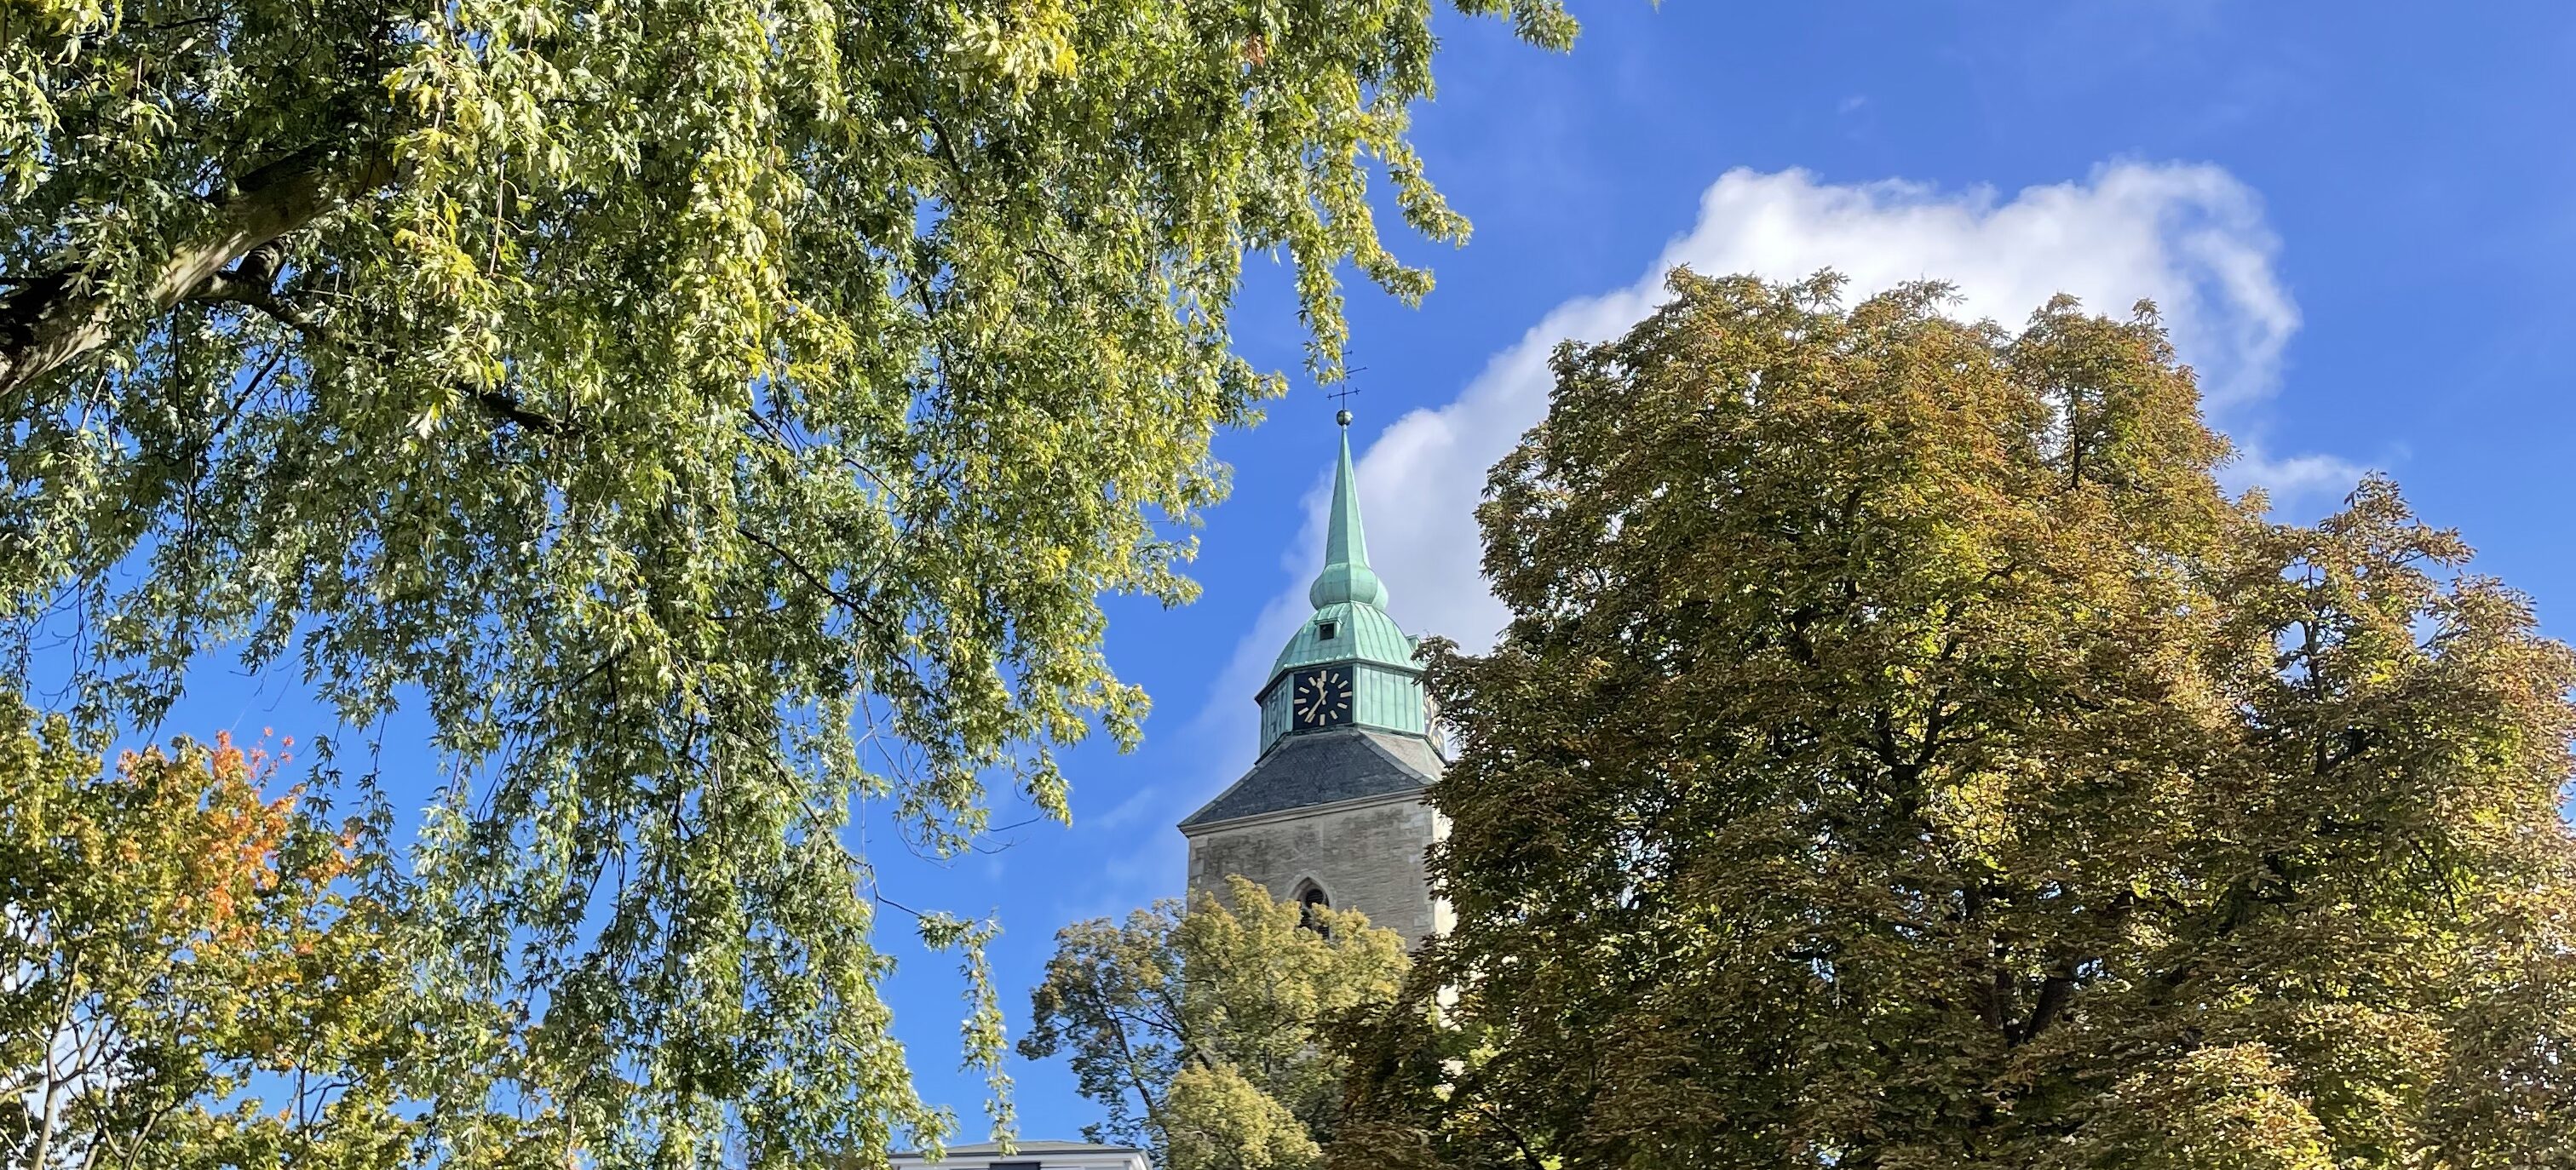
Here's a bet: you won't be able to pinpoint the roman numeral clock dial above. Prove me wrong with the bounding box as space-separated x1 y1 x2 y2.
1292 667 1354 729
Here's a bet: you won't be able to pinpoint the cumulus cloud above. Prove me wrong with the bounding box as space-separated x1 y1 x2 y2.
1177 161 2357 817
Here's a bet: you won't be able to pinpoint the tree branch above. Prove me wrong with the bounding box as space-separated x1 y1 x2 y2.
2014 961 2079 1045
0 142 395 395
1075 981 1168 1126
198 252 573 439
475 389 567 435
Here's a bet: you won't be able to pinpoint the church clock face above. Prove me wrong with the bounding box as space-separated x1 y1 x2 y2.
1291 667 1354 730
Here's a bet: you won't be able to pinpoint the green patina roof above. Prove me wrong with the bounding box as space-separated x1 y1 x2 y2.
1268 600 1417 680
1267 421 1417 682
1308 422 1388 611
1233 413 1443 767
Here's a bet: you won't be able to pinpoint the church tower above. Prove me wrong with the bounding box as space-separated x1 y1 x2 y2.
1177 412 1450 948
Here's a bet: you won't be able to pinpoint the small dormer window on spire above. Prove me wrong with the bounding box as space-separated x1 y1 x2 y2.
1318 620 1339 641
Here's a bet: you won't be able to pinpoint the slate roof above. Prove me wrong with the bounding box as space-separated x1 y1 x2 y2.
1178 727 1443 830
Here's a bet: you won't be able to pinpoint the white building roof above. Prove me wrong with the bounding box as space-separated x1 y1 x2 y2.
883 1140 1147 1170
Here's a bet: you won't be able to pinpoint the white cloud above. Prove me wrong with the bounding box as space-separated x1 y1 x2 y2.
1674 164 2302 407
1176 161 2355 818
2232 449 2367 498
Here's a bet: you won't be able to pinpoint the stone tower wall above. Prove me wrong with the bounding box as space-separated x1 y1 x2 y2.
1183 795 1451 949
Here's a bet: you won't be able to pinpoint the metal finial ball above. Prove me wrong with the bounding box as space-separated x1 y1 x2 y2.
1336 409 1353 427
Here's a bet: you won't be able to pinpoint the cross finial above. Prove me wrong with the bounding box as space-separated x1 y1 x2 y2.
1326 370 1363 427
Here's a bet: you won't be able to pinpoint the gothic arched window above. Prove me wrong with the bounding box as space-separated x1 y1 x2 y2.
1293 880 1331 938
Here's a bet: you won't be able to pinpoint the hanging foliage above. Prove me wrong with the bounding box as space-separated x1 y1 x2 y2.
1 0 1573 1162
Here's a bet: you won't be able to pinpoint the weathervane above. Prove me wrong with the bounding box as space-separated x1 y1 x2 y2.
1328 366 1366 427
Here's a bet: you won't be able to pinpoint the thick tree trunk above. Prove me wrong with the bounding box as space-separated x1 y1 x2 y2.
0 144 394 396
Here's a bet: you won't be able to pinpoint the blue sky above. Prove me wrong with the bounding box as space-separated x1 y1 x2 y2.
95 0 2576 1149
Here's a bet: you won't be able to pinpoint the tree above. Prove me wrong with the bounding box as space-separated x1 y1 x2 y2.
2 0 1572 1161
1021 876 1409 1170
0 695 419 1170
1334 272 2576 1169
